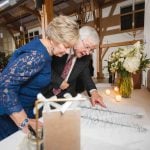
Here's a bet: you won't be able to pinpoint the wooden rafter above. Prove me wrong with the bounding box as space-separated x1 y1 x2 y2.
98 0 105 6
0 13 31 26
101 47 109 60
64 1 78 15
102 27 144 36
98 2 117 79
102 0 125 8
100 39 143 49
54 0 69 6
101 3 117 41
0 0 26 15
20 5 41 19
45 0 53 24
5 25 21 33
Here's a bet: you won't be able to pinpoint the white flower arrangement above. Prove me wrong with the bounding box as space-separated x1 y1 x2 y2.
108 41 150 74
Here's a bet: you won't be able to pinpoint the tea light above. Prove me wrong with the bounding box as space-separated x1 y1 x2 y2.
105 89 111 95
115 95 122 102
114 86 119 92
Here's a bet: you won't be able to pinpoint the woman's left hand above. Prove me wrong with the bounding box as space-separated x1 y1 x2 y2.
22 118 43 135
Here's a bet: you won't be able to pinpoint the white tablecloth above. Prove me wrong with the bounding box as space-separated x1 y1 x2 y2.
1 85 150 150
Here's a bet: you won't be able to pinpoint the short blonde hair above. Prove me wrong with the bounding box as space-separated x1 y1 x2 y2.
79 26 100 46
46 15 79 47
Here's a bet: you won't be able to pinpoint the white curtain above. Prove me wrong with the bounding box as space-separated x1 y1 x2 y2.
143 0 150 86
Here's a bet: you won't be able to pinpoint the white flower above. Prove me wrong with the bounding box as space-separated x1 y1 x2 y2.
108 42 150 74
120 48 130 57
146 63 150 68
112 53 115 58
133 41 141 49
123 57 140 73
119 58 124 62
135 52 142 59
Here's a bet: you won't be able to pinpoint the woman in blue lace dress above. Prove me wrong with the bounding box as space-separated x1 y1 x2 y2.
0 15 79 140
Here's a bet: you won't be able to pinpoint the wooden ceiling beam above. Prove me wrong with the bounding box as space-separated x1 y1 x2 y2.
19 5 41 19
54 0 69 6
0 13 32 26
23 18 40 28
0 0 27 15
5 25 21 33
67 0 78 10
102 27 144 36
98 0 105 6
102 0 125 8
45 0 53 23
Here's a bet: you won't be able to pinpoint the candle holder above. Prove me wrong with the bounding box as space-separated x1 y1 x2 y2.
114 86 119 92
105 89 111 95
115 95 122 102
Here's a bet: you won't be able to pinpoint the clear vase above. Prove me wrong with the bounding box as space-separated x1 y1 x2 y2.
118 71 133 98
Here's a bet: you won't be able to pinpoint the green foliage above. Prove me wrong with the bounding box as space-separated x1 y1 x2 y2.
0 52 11 71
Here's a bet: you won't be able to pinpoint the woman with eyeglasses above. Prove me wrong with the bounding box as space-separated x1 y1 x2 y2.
0 15 79 140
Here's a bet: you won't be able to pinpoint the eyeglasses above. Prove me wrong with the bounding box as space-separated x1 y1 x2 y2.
81 40 96 53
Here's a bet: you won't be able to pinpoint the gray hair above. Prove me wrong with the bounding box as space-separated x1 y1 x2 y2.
46 15 79 47
79 26 100 46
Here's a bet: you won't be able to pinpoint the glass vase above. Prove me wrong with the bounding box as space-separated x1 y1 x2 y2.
118 71 133 98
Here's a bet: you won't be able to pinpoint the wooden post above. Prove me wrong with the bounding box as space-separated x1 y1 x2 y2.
98 6 104 79
45 0 53 24
40 0 53 38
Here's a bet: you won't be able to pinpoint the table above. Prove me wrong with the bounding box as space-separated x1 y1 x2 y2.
81 84 150 150
0 84 150 150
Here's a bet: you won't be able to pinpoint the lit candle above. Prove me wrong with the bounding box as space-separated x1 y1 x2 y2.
115 95 122 102
105 89 111 95
114 86 119 92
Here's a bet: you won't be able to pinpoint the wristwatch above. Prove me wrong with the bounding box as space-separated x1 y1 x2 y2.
19 118 29 130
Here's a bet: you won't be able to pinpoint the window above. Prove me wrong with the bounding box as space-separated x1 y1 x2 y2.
25 33 29 43
120 2 145 30
14 30 39 48
14 35 24 48
24 30 39 43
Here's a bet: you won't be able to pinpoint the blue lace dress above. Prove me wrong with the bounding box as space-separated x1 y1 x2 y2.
0 38 52 140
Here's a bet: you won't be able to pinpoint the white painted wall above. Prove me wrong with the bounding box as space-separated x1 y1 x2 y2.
2 29 15 55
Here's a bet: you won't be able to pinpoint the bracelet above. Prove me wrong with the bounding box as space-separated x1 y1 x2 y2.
19 118 29 130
